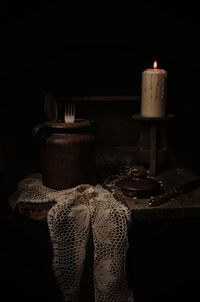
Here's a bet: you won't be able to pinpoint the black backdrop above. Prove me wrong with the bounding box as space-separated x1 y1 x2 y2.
1 1 200 197
1 2 200 302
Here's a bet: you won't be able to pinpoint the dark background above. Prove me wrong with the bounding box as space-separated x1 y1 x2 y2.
1 1 200 195
1 1 200 301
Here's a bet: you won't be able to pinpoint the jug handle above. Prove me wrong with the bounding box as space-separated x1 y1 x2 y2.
32 123 48 138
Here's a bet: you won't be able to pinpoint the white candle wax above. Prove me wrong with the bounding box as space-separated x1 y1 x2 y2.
141 62 167 118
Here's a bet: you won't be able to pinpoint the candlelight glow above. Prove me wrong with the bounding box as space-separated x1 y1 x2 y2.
153 61 157 69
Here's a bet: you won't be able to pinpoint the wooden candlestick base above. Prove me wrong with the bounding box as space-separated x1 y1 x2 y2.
133 114 175 176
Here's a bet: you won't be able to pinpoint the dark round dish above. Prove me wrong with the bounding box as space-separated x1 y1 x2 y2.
117 176 162 198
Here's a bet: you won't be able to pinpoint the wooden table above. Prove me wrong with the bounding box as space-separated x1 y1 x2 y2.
7 165 200 301
10 165 200 222
104 165 200 301
104 165 200 220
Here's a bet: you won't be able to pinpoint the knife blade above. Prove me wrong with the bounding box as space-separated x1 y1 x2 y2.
148 177 200 207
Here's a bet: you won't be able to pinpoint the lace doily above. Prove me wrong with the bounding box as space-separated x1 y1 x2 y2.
9 174 134 301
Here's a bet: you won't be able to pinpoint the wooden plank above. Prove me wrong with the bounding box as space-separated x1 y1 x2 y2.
125 190 200 220
59 95 140 102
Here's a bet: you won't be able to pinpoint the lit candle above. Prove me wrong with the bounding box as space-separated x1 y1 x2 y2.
141 61 167 118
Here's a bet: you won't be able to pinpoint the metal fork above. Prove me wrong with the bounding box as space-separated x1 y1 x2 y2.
64 103 75 123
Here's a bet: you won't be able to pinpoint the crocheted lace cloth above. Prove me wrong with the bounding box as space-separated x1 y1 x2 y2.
10 174 134 302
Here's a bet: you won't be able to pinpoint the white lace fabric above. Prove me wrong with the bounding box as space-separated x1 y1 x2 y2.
10 174 134 301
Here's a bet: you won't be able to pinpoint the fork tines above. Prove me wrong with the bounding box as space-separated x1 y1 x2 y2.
64 103 75 123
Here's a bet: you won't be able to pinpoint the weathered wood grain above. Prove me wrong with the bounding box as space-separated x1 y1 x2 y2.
112 166 200 220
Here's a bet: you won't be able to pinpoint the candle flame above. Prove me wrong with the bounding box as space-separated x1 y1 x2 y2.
153 61 157 69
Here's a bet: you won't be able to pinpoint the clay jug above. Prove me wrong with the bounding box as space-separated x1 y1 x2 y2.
33 119 96 190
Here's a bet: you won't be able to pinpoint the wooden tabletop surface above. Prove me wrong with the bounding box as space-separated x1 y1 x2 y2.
108 166 200 220
8 165 200 221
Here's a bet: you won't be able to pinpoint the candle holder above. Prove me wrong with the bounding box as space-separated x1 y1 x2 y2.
133 113 175 176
